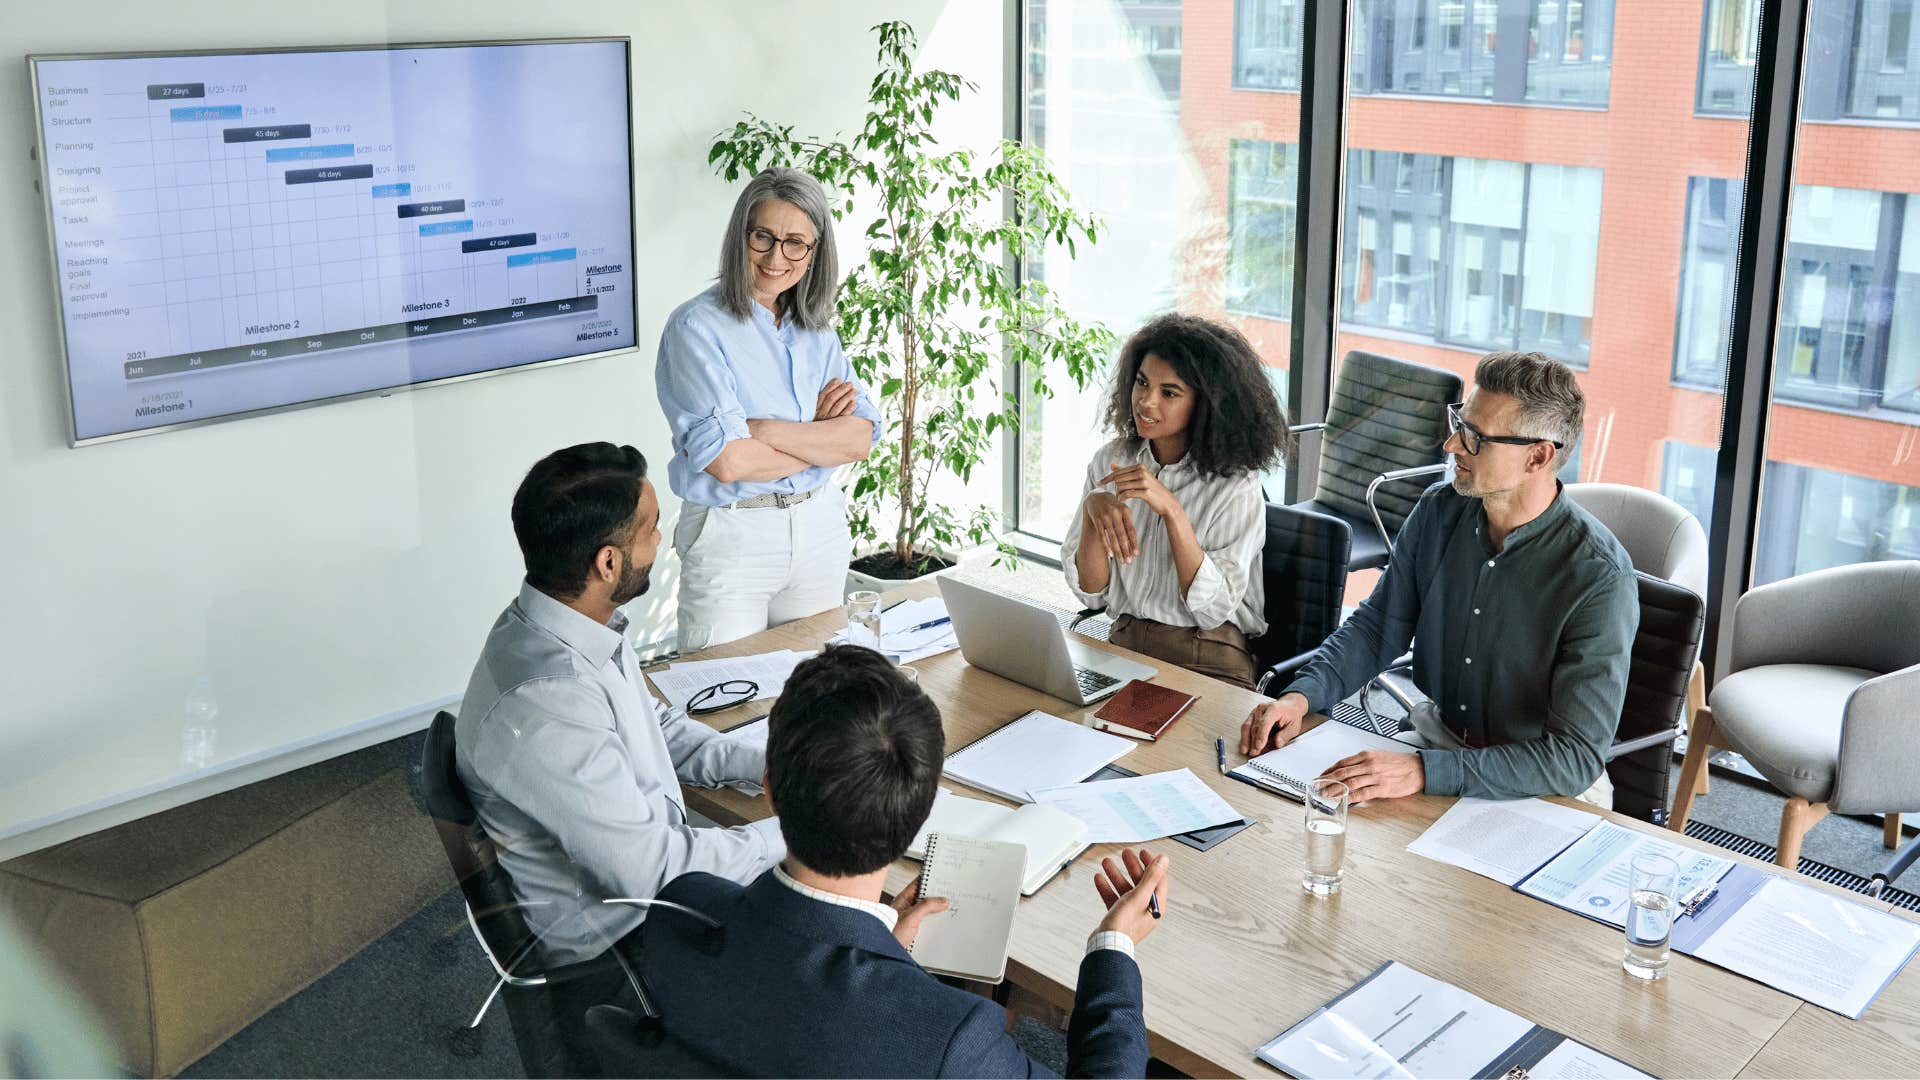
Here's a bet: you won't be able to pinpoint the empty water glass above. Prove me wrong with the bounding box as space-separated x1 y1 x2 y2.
845 590 883 650
1624 851 1680 980
1303 778 1349 897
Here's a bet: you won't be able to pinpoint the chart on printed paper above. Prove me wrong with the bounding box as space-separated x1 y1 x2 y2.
32 41 636 441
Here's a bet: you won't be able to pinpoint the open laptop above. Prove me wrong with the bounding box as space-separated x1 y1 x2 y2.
937 576 1155 706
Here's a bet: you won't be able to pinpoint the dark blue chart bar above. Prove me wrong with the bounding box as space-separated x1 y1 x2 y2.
284 164 374 185
147 83 204 100
123 294 600 380
224 124 313 143
396 200 465 218
462 232 537 253
170 104 243 122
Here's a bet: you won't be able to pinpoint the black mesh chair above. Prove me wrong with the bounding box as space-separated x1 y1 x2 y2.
1289 350 1463 571
585 1004 732 1078
1606 573 1706 824
419 710 630 1078
1250 503 1352 693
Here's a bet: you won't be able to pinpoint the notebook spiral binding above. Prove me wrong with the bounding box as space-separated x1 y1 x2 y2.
910 833 940 952
1243 759 1307 796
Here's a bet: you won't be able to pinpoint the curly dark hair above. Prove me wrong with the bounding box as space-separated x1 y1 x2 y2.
1102 313 1293 477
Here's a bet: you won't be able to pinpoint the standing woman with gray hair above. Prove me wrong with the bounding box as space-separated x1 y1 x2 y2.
657 168 880 650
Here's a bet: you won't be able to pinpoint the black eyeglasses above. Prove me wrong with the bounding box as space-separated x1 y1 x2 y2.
687 679 757 716
745 227 816 261
1446 402 1564 457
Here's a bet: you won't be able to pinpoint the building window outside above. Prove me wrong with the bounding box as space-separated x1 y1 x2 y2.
1227 140 1299 320
1699 0 1920 121
1661 440 1719 537
1674 177 1920 413
1756 461 1920 583
1234 0 1304 90
1347 0 1613 106
1342 150 1598 363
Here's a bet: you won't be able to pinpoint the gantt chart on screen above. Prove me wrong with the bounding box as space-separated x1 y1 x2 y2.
35 41 636 440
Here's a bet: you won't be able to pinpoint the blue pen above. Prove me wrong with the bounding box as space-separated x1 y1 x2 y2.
898 616 952 635
1148 889 1161 919
1216 737 1227 775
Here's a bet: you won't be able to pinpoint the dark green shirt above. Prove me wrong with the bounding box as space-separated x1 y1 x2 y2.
1284 482 1639 799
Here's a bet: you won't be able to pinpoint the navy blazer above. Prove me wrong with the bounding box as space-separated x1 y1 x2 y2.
638 869 1151 1078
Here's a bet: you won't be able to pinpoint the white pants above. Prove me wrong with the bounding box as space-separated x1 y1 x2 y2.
1404 702 1615 810
673 485 852 652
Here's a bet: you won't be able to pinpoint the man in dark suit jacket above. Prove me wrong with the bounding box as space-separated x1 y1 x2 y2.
639 644 1171 1077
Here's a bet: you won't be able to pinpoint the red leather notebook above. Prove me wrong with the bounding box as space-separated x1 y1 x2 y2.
1091 680 1199 741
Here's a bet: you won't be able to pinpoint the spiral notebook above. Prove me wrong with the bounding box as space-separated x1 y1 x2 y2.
908 833 1026 985
1228 721 1410 801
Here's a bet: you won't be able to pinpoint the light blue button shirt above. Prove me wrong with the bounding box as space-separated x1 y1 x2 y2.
656 285 882 508
455 581 783 964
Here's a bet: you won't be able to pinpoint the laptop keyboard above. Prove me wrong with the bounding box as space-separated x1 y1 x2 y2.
1074 667 1121 696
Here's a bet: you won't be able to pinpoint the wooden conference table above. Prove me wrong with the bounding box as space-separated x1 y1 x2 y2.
664 579 1920 1078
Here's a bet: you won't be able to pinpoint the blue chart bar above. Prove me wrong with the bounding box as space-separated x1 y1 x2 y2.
370 183 411 198
505 247 577 268
419 219 475 237
170 105 244 122
264 142 355 163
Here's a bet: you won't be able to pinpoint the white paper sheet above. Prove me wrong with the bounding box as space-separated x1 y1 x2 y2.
828 597 960 662
1518 820 1733 929
1256 961 1534 1080
643 650 813 712
1689 876 1920 1018
1529 1038 1656 1080
1030 769 1241 843
1407 798 1601 885
943 710 1134 803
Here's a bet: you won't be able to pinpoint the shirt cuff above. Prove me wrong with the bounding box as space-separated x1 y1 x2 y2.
1417 748 1463 797
681 407 753 475
1086 930 1135 959
746 815 787 864
1181 554 1233 627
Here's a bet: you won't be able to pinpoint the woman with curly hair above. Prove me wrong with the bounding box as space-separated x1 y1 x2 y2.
1061 314 1293 688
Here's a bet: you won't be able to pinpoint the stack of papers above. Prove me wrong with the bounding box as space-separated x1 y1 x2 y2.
943 710 1134 802
1032 769 1242 843
644 650 813 713
1406 797 1601 885
828 597 959 663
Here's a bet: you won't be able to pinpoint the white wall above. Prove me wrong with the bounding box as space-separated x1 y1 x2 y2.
0 0 1005 853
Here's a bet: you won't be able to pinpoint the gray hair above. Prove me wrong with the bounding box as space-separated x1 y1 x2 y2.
717 167 840 332
1473 351 1585 471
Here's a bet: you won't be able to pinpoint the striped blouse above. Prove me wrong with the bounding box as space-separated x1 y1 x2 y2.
1060 437 1268 636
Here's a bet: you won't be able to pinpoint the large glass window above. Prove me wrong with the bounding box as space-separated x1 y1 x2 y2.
1755 0 1920 590
1349 0 1613 106
1701 0 1920 120
1675 179 1920 414
1019 0 1299 543
1336 0 1752 575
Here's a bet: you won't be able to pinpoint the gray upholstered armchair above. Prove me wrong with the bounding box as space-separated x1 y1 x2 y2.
1671 560 1920 870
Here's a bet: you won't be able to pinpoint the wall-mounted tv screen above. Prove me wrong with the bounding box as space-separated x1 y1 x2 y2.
30 38 636 445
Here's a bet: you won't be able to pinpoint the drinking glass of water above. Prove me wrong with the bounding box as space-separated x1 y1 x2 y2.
1624 851 1680 980
1303 778 1349 897
845 590 883 650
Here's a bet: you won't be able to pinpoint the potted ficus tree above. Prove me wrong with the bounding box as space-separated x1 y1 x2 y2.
708 20 1116 584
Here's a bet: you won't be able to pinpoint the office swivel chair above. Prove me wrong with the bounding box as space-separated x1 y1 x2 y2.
1288 349 1463 571
418 711 631 1078
1251 502 1353 693
1605 572 1706 824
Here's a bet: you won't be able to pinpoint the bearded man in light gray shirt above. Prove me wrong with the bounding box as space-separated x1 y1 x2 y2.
456 442 782 965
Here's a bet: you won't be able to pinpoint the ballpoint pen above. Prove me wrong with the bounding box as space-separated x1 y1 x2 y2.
1216 737 1227 775
898 616 952 635
1148 888 1161 919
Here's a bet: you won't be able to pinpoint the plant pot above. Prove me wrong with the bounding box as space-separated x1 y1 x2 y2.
844 543 991 594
